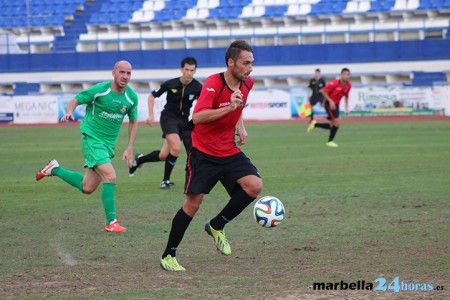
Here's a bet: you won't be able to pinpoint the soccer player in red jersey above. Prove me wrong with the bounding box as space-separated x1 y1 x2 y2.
159 40 263 272
307 68 351 147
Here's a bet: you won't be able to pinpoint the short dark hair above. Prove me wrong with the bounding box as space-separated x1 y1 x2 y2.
181 56 197 68
225 40 253 66
315 68 321 72
341 68 350 74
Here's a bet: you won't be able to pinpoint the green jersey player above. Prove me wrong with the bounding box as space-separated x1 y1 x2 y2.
36 61 138 232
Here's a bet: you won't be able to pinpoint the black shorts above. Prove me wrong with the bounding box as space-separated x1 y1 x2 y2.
184 148 260 195
160 110 188 139
325 101 340 120
309 95 324 106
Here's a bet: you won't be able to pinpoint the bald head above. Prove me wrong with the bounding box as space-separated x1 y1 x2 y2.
112 60 132 92
114 60 132 70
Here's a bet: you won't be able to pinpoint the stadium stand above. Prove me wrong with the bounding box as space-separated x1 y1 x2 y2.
0 0 449 94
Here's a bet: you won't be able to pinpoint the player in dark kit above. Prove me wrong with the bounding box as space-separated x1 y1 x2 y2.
307 68 351 147
307 69 326 122
159 40 263 272
129 57 202 189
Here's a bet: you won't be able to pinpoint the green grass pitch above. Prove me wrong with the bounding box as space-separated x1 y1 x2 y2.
0 120 449 299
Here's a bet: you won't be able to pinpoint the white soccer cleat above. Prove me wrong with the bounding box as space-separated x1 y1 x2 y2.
36 159 59 181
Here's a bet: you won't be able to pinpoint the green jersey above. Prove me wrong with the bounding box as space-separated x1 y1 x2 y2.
75 81 138 147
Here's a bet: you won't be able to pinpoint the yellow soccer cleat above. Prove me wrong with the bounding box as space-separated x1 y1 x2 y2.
160 255 186 272
326 141 339 147
307 120 316 133
204 222 231 256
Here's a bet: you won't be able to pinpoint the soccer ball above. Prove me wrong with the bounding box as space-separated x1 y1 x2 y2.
253 196 285 228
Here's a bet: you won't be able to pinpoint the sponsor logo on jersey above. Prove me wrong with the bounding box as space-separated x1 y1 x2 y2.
171 88 177 94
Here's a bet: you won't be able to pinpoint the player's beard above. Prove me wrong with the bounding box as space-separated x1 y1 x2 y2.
232 68 249 82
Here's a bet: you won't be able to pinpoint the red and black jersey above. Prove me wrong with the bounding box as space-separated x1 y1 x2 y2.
192 72 254 157
322 79 352 105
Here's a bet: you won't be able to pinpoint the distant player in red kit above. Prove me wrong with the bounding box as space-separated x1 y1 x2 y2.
159 40 263 272
307 68 351 147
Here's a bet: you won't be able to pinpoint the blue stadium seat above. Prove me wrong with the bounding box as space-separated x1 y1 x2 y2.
369 1 382 11
263 5 288 17
432 0 444 8
31 16 45 27
46 15 66 26
383 0 395 11
310 2 325 15
154 10 171 22
419 0 432 9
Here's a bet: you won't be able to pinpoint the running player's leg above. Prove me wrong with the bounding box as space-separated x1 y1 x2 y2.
161 148 220 270
315 101 332 130
161 133 181 188
36 160 85 192
210 174 262 231
206 153 262 255
325 105 340 147
94 163 125 232
309 97 317 122
161 193 203 258
328 116 340 143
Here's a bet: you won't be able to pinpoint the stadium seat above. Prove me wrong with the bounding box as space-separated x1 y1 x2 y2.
254 5 266 16
345 1 359 13
359 1 371 11
392 0 408 10
299 3 312 15
419 0 432 8
286 4 300 15
198 8 210 18
154 0 165 11
407 0 420 9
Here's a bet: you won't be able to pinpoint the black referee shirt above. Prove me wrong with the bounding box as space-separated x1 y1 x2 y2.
308 78 326 98
152 77 202 117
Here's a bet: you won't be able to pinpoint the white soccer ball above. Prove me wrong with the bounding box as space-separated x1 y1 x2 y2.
253 196 285 228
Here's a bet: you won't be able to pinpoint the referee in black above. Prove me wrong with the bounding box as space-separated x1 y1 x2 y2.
129 57 202 189
307 69 326 122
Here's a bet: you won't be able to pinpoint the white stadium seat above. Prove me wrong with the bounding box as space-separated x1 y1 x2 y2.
392 0 408 10
185 8 198 19
197 0 208 9
345 1 359 13
198 8 210 19
208 0 220 8
154 0 165 11
359 1 371 12
286 4 300 15
407 0 420 10
143 1 154 11
254 6 266 17
299 4 311 15
241 6 254 18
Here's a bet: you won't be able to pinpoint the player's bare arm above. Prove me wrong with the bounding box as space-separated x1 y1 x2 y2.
193 90 243 125
146 94 155 125
235 114 247 146
345 96 349 115
321 90 336 110
60 99 78 122
122 119 138 168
